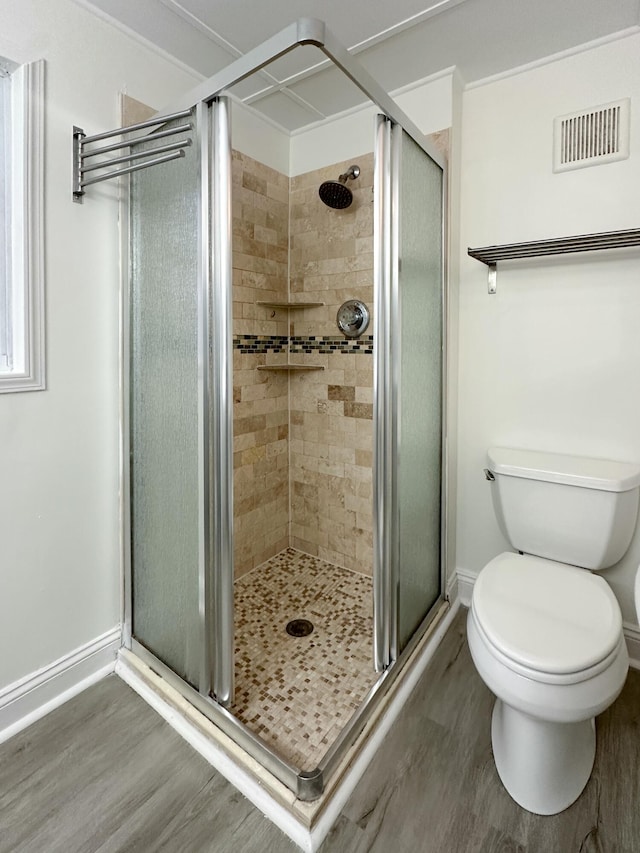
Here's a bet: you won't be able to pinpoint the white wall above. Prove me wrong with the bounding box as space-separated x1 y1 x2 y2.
456 31 640 624
444 70 464 591
0 0 199 691
231 99 290 175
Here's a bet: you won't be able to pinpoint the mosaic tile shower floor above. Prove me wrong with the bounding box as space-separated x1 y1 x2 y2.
233 548 378 770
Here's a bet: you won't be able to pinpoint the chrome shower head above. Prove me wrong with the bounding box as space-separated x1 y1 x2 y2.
318 164 360 210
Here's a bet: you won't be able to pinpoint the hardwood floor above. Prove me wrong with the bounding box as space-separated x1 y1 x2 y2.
1 610 639 852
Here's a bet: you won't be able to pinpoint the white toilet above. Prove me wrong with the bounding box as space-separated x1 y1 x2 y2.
468 447 640 816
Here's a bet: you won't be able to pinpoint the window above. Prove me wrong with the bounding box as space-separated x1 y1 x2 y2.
0 57 44 393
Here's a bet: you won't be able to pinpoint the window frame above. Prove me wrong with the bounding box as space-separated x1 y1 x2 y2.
0 58 45 393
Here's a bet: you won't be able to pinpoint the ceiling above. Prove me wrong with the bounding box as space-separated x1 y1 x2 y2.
84 0 640 132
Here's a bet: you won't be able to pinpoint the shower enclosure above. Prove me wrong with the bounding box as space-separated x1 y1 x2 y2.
120 18 447 800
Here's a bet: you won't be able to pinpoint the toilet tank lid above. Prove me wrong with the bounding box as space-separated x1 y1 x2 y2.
488 447 640 492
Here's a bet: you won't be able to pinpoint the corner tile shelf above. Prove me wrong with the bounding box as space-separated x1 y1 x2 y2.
257 364 324 371
468 227 640 294
254 302 326 371
256 301 325 308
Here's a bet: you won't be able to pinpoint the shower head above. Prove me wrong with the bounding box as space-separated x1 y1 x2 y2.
318 164 360 210
318 180 353 209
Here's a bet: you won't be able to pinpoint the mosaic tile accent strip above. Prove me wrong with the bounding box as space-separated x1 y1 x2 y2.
233 334 288 354
233 548 377 771
289 335 374 354
233 334 374 355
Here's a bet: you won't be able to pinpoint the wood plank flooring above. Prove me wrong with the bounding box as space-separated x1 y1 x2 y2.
320 611 640 853
1 609 639 852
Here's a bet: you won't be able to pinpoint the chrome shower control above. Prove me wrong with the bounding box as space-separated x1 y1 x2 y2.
337 299 370 338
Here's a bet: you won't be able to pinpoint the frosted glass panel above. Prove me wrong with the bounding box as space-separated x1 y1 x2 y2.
130 115 201 687
397 131 443 651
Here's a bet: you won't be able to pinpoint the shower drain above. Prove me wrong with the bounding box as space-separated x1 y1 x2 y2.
286 619 314 637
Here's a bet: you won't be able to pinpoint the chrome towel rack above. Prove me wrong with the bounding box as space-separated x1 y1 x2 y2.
468 228 640 293
72 108 193 203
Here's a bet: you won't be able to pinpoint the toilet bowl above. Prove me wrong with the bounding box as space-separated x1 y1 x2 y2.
469 448 640 815
467 552 628 814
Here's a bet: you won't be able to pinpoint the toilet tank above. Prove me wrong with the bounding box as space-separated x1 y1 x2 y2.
487 447 640 570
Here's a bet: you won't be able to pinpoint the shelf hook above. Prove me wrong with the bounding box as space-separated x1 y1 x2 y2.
488 263 497 295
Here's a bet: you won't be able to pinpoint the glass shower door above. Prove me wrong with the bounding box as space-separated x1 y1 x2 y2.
394 127 443 652
374 118 444 667
129 112 203 688
128 101 235 705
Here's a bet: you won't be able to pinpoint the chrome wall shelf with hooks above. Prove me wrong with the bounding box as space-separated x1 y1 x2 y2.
468 227 640 293
72 109 193 203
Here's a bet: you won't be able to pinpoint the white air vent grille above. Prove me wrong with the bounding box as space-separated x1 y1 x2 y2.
553 99 630 173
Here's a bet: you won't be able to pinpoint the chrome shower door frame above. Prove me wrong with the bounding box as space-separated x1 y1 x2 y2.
373 114 394 671
208 97 234 706
122 16 449 801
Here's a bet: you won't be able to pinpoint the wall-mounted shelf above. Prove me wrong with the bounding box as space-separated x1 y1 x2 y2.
468 228 640 293
256 301 325 309
257 364 325 372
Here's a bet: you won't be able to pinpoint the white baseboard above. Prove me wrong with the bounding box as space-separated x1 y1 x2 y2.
456 567 476 607
0 627 121 745
445 569 459 603
456 567 640 669
623 622 640 670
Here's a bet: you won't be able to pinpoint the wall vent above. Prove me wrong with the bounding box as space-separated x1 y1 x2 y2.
553 98 630 173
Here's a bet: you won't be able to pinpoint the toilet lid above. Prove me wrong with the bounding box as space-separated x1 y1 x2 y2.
473 552 622 675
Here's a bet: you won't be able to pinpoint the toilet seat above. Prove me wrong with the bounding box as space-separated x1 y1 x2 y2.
470 603 623 686
472 552 622 681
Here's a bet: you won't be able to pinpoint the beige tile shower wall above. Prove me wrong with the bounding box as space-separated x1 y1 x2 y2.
288 154 375 575
232 150 290 577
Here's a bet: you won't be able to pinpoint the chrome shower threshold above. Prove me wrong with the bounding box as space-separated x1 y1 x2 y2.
116 598 458 850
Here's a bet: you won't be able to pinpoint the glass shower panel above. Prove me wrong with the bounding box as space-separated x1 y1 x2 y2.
130 114 202 687
395 128 443 652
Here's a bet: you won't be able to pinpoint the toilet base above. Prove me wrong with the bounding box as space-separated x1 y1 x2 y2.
491 699 596 815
